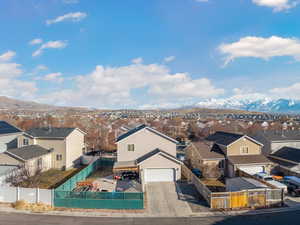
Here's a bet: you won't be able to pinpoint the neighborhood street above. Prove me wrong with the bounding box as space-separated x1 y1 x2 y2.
0 210 300 225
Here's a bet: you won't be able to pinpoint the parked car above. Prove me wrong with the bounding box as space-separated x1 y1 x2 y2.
283 177 300 197
121 171 139 180
254 172 287 192
192 168 202 178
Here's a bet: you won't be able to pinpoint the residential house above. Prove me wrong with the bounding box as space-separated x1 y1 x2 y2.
185 131 273 178
114 124 182 183
253 130 300 175
254 130 300 155
18 127 86 170
0 145 53 185
0 121 23 153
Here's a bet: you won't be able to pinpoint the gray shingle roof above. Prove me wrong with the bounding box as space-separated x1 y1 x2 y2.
0 121 22 135
191 141 225 159
116 124 178 144
228 154 271 165
136 148 181 164
271 146 300 163
26 127 75 138
6 145 52 161
255 130 300 141
206 131 244 146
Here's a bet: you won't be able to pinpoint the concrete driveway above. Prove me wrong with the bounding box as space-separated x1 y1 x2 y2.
146 182 192 217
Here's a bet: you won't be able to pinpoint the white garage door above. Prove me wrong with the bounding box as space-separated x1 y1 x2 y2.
144 168 175 183
238 165 264 175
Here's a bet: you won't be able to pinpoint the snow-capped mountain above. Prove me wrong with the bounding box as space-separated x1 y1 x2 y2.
196 96 300 113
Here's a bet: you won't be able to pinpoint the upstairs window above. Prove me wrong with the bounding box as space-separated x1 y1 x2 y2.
127 144 135 152
56 154 63 161
23 139 29 146
240 146 249 154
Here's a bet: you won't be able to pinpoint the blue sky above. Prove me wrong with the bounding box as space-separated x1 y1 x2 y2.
1 0 300 109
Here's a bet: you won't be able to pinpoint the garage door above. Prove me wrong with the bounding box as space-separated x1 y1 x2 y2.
238 165 264 175
144 168 175 183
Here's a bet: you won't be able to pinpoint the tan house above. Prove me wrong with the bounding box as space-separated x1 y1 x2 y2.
0 145 53 175
18 127 86 170
0 121 23 153
114 124 182 183
186 131 273 178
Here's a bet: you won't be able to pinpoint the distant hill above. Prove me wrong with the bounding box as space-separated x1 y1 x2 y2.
0 96 87 111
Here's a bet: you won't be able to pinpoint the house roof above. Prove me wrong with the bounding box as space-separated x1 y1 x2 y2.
26 127 76 139
271 146 300 163
6 145 52 161
255 130 300 141
228 154 271 165
268 157 298 169
0 121 22 135
191 141 225 160
206 131 263 147
136 148 182 165
0 153 21 166
116 124 178 144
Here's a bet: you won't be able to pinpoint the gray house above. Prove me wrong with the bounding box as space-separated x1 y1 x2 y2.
0 121 23 153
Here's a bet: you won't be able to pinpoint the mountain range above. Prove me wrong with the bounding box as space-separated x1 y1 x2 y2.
196 97 300 113
0 95 299 113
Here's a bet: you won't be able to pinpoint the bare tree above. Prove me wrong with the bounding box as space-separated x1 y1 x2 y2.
6 166 43 188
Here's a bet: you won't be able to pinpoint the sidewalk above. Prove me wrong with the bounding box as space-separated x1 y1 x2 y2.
0 203 300 218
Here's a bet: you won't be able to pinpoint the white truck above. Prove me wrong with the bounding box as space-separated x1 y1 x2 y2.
254 172 287 193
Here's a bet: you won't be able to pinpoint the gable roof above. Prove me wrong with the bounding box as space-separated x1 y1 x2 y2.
255 130 300 142
0 121 22 135
6 145 52 161
271 146 300 163
25 127 76 139
191 141 225 160
228 154 271 165
136 148 182 165
206 131 263 147
116 124 178 144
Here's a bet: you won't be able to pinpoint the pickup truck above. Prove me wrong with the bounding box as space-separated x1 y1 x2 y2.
254 172 287 193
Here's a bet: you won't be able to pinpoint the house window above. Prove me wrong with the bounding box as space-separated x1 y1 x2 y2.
56 154 63 161
218 160 225 169
23 138 29 146
127 144 135 152
240 146 249 154
37 158 43 169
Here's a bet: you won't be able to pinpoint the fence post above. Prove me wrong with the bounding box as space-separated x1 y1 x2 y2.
16 187 20 201
51 189 54 207
36 188 40 203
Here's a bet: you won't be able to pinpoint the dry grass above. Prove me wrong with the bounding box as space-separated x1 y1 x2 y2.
18 168 81 189
200 178 225 187
12 200 53 212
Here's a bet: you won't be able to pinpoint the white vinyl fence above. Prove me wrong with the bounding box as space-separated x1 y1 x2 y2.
0 186 53 206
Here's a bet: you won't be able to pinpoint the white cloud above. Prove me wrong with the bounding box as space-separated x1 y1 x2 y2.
219 36 300 66
38 62 222 108
46 12 87 25
42 72 64 83
252 0 298 12
32 40 68 57
0 51 16 62
270 83 300 99
164 56 176 63
0 51 37 99
29 38 43 45
131 57 143 64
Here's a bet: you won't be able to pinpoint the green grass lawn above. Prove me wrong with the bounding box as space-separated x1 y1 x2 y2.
18 168 82 189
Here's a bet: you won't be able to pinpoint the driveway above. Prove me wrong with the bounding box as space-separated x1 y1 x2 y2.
146 182 192 216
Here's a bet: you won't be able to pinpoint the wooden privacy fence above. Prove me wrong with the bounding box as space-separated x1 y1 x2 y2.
182 165 211 203
210 188 283 209
182 165 283 210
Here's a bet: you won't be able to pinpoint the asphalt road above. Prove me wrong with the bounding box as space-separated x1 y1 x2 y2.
0 210 300 225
